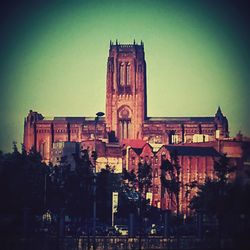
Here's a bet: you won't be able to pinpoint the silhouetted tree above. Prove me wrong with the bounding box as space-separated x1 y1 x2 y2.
0 143 49 241
189 154 250 248
0 143 47 214
54 149 94 219
160 150 181 218
96 165 120 224
190 155 236 217
120 162 152 237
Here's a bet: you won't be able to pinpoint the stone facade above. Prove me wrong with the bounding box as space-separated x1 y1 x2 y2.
23 41 229 163
23 41 250 214
24 115 107 163
106 42 147 141
80 140 123 173
51 141 80 171
122 141 220 214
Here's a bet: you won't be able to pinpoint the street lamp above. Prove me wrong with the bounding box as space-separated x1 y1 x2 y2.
93 111 104 249
94 112 105 152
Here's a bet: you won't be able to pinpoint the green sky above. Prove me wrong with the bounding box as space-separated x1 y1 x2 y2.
0 0 249 152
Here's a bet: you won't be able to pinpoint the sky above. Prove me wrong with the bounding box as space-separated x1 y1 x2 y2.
0 0 249 153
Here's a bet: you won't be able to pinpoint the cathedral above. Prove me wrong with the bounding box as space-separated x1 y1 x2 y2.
23 41 229 162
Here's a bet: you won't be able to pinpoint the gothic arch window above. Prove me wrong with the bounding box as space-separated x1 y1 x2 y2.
119 63 125 86
39 141 46 159
154 168 158 178
126 63 130 85
155 156 158 164
168 130 177 144
132 157 135 166
118 106 131 140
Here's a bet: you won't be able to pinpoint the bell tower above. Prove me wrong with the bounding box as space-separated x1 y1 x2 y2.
105 40 147 142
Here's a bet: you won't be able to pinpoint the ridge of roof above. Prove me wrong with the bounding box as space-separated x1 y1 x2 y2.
146 117 215 122
122 139 147 149
165 145 221 157
42 117 105 122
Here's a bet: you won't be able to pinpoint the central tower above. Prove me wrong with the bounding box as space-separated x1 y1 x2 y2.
106 41 147 142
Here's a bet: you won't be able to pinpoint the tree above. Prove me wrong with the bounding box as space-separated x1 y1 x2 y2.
189 154 250 248
120 162 152 229
190 154 236 217
60 149 94 219
0 143 50 240
138 162 153 198
118 168 138 217
160 150 181 218
0 143 47 214
96 165 120 224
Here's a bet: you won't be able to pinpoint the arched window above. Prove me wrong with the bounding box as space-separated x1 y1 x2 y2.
119 63 125 86
118 106 131 140
132 157 135 166
39 142 45 159
154 168 158 178
126 63 130 85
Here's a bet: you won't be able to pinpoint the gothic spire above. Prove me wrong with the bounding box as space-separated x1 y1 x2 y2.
215 106 223 118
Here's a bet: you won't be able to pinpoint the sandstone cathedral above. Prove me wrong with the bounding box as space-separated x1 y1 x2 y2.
23 41 229 162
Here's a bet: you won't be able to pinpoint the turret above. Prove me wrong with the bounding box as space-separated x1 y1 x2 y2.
23 110 44 152
214 106 229 138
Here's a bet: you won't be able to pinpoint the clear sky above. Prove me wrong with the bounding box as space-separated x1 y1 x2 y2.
0 0 249 152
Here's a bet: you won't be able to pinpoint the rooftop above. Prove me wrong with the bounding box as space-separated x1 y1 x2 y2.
122 139 147 149
166 145 221 157
43 116 105 122
146 117 215 123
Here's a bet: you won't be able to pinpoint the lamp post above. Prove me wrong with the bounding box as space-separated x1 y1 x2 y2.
43 169 55 210
44 170 54 209
42 169 54 235
93 111 104 250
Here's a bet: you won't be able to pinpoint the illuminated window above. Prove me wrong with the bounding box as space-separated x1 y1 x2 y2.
155 156 158 164
172 134 179 144
216 130 220 139
132 157 135 166
193 134 209 142
39 142 45 158
154 168 158 178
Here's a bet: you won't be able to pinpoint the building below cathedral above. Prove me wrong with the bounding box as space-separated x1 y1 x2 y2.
23 41 233 213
